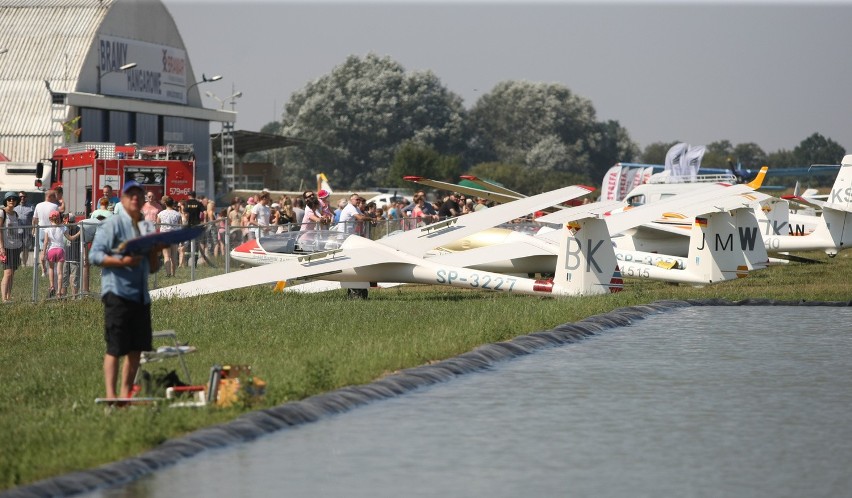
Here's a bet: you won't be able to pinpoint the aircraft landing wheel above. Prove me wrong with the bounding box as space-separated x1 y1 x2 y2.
347 288 369 299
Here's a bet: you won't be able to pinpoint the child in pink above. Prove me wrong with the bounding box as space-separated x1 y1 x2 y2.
41 210 73 297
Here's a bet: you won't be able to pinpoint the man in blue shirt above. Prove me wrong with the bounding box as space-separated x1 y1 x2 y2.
89 181 163 400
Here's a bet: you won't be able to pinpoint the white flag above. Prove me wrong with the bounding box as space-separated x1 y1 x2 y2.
620 167 638 199
642 166 655 185
683 145 706 181
601 164 622 201
664 143 689 177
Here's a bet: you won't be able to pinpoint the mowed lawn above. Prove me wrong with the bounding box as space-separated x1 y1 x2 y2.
1 251 850 490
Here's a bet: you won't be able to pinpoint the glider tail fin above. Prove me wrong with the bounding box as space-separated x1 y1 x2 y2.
746 166 769 189
553 217 621 295
817 208 852 256
827 155 852 212
734 207 768 271
688 210 750 283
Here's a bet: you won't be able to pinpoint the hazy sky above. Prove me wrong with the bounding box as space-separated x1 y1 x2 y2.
164 1 852 154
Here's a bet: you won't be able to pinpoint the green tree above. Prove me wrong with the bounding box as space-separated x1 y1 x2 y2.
466 81 636 183
766 149 797 168
731 143 768 169
701 140 734 168
589 120 641 175
279 53 468 190
386 141 461 187
793 133 846 166
705 140 733 158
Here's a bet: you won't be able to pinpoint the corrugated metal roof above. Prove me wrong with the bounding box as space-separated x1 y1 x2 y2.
0 1 113 161
0 0 199 163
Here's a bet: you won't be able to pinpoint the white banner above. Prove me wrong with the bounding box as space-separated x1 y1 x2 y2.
99 35 187 104
642 166 655 185
664 143 689 177
601 164 622 201
620 167 638 200
683 145 706 181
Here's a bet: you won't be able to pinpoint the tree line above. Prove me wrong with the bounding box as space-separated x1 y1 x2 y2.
246 53 845 194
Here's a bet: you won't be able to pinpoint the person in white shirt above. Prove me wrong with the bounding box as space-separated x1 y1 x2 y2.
156 196 182 277
32 189 59 276
249 192 272 239
338 193 373 235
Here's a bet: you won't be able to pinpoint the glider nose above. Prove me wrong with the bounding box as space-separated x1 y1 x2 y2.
230 238 265 266
232 239 260 255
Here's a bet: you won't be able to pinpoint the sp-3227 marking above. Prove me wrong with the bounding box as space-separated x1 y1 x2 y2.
435 269 518 291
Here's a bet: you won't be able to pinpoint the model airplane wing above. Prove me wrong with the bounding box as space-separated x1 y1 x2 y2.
403 176 523 204
458 175 527 198
151 245 389 299
608 183 759 235
117 226 205 255
378 184 594 257
536 199 625 224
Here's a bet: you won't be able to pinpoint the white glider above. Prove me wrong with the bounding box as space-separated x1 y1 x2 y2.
151 184 598 299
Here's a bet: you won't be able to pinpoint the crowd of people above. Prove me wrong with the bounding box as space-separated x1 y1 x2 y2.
220 188 493 243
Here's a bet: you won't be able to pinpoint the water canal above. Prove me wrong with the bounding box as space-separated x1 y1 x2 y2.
91 306 852 498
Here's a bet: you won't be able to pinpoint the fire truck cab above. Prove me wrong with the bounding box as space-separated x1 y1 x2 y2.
38 142 196 217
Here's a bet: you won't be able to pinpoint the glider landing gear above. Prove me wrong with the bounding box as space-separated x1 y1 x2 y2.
347 288 369 299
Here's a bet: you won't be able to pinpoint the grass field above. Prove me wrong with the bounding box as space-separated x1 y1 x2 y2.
0 250 850 491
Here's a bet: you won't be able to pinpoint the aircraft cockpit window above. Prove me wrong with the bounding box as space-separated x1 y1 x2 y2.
295 230 349 253
626 195 646 207
260 236 299 254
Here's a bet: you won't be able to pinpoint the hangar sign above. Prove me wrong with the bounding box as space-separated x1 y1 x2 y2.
98 35 187 104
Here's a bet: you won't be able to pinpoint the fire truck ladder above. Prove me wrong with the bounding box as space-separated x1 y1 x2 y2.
67 142 120 178
221 121 235 193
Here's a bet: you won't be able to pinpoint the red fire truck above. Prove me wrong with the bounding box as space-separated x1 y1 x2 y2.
37 142 196 217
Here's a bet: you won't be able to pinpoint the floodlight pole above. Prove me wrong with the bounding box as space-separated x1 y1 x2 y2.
97 62 137 94
186 73 222 100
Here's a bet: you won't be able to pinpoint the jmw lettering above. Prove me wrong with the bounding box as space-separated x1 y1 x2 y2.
715 234 734 252
738 226 759 251
564 238 603 273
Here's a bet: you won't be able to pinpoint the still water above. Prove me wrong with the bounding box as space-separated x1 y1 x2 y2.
97 306 852 498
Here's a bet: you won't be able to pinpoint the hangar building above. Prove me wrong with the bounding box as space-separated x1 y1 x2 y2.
0 0 234 197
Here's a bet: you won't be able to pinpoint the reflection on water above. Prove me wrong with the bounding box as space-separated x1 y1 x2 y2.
95 306 852 498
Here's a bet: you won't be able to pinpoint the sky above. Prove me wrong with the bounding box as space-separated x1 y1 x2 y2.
164 0 852 154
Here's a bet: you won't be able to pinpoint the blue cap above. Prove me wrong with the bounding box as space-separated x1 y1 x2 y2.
121 180 144 194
